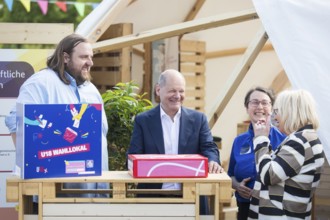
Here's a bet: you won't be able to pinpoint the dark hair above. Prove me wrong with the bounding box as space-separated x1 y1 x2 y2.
244 86 275 108
47 34 88 85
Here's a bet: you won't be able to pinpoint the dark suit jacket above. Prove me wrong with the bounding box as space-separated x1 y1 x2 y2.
128 105 220 189
127 105 220 214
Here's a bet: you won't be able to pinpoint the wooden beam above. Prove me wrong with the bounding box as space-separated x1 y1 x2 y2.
128 0 137 6
0 23 73 44
208 27 268 128
93 9 258 54
270 70 291 94
180 40 206 52
77 0 134 43
206 43 273 59
133 47 144 57
180 0 205 40
184 0 206 21
142 43 152 100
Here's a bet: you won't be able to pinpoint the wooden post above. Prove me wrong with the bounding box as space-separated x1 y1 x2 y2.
90 23 133 93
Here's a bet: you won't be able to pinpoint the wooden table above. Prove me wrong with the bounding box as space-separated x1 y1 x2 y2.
7 171 232 220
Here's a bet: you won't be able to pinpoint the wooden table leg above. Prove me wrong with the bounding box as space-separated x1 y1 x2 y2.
18 183 23 220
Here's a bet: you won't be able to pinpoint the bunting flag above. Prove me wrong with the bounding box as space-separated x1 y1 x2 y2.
91 3 98 10
2 0 100 16
4 0 14 11
20 0 30 12
55 1 67 12
37 0 48 15
74 2 85 17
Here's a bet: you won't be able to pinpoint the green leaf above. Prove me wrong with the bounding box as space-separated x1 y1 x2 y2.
102 81 153 171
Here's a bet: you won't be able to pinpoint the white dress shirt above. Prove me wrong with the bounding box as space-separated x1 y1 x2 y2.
160 106 181 190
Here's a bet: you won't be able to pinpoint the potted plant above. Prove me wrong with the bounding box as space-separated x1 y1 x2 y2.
102 81 153 171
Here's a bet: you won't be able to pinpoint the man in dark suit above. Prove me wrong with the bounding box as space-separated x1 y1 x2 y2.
128 69 223 214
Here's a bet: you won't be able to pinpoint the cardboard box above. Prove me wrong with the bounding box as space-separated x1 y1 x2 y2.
128 154 208 178
16 103 102 179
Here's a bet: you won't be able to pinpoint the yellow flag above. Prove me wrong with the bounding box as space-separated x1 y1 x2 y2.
20 0 31 12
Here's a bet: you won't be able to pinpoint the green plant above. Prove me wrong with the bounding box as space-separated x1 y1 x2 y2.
102 81 153 171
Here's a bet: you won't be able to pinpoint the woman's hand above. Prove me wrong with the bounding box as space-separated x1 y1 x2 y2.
252 115 271 138
236 177 252 199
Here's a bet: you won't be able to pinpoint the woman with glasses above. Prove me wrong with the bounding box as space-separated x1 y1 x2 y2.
228 86 286 220
249 89 325 219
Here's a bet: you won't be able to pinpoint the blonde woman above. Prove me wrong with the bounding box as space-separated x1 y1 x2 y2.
249 89 325 219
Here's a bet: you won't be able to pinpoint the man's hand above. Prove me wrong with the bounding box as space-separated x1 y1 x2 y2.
208 161 224 173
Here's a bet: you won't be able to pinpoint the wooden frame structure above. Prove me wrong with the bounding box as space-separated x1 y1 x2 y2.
0 6 263 129
0 23 73 44
180 39 206 112
89 8 261 128
6 171 232 220
90 23 133 93
92 9 258 54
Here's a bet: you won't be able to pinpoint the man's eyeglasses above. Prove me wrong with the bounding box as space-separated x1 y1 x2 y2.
248 99 271 107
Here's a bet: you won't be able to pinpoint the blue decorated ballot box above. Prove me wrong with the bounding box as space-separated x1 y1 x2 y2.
16 103 102 179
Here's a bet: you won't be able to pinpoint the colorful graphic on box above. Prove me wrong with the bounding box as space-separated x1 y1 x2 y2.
17 103 102 179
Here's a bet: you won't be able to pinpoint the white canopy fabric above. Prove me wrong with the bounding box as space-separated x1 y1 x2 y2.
253 0 330 162
75 0 117 37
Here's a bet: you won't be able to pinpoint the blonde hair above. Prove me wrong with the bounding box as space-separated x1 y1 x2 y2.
274 89 319 134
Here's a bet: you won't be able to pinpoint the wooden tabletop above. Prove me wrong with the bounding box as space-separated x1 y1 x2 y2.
6 171 231 183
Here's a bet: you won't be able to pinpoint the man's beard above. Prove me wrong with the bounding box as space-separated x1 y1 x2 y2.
76 70 92 85
66 64 92 86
